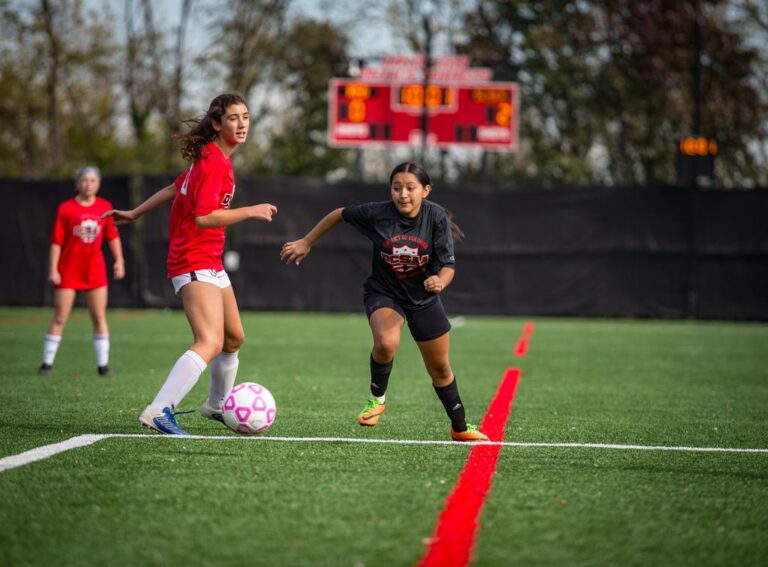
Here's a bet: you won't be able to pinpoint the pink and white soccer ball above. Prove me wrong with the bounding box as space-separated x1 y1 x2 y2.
222 382 276 434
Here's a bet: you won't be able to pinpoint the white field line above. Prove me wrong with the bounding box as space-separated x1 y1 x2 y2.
0 434 108 472
2 434 767 473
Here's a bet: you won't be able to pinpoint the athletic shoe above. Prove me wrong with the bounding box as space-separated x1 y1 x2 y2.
139 407 190 435
97 365 112 377
358 398 386 426
199 401 225 423
450 423 490 442
37 363 53 376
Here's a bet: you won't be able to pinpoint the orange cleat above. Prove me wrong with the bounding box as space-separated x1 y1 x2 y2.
358 399 386 426
450 424 490 442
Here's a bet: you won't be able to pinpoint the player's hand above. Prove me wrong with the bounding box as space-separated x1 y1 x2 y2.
250 203 278 222
424 275 445 294
280 239 310 265
102 209 137 226
49 270 61 286
113 260 125 281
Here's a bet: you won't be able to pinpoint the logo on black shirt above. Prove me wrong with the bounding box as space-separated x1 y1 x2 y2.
380 243 429 278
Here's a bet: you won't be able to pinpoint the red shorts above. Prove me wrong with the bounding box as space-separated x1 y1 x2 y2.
57 266 108 291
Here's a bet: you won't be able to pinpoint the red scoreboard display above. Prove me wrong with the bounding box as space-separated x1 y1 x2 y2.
328 78 519 151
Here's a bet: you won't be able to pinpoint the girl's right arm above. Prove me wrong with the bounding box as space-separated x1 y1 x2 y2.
48 243 61 285
280 207 344 265
101 184 178 225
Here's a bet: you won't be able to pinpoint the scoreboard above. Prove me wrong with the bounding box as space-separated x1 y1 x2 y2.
328 78 519 150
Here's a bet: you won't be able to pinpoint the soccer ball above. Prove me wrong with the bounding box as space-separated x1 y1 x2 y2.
222 382 277 434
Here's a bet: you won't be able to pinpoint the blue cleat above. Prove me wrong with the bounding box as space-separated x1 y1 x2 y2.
139 407 190 435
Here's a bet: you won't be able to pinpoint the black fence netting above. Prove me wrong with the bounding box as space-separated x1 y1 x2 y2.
3 176 767 320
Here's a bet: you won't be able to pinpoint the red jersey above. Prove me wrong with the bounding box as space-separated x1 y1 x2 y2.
167 143 235 278
50 196 120 290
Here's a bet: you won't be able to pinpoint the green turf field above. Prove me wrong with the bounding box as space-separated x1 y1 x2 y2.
1 308 767 566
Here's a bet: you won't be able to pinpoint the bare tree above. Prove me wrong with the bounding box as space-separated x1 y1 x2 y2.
0 0 120 177
39 0 63 172
199 0 290 132
165 0 194 169
123 0 160 155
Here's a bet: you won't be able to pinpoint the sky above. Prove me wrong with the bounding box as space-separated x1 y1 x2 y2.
104 0 405 59
89 0 417 103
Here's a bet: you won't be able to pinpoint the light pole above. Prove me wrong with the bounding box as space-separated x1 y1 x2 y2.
420 13 433 165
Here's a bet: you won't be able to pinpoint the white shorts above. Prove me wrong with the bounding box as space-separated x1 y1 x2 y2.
171 269 232 295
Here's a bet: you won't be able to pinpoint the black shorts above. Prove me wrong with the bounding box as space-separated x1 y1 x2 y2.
364 293 451 342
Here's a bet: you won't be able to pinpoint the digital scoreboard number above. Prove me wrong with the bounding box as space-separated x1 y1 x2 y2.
328 78 519 150
676 135 717 186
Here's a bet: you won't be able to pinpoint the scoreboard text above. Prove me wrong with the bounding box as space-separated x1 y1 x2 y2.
328 79 519 150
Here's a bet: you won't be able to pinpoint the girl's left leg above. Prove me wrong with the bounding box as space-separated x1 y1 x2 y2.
202 285 245 418
139 281 224 435
85 286 111 375
417 333 489 441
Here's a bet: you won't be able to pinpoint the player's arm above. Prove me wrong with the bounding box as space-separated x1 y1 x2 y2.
101 184 178 225
424 266 455 294
280 208 344 265
195 203 277 228
108 237 125 281
48 243 62 286
424 210 456 294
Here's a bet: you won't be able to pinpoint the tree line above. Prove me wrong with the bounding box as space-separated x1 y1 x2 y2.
0 0 766 187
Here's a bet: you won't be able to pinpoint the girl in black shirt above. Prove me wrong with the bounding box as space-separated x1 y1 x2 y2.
281 162 488 442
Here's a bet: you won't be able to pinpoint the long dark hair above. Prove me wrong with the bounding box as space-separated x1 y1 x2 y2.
389 162 465 242
176 93 247 162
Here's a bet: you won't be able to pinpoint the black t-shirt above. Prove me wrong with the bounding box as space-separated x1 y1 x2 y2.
342 200 455 308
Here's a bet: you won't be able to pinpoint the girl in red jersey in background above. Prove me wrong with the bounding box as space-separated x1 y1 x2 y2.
103 93 277 435
39 166 125 377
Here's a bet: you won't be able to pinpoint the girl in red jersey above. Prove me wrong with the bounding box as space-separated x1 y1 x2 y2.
39 166 125 377
103 93 277 435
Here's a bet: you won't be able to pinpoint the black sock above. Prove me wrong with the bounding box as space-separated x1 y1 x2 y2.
370 354 393 398
434 377 466 432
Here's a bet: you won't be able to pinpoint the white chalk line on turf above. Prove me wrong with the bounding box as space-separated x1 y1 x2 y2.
0 434 108 473
106 435 768 454
2 434 767 473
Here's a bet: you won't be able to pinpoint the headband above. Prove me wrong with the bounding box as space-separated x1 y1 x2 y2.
76 166 101 180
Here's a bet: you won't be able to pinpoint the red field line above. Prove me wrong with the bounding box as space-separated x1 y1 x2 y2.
513 320 535 357
415 367 521 567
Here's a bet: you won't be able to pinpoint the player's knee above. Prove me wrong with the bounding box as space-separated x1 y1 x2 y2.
428 361 452 381
196 336 225 361
224 331 245 352
373 335 400 360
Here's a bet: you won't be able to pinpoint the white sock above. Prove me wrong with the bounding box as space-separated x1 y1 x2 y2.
374 395 386 404
148 350 207 412
208 351 239 409
42 334 61 365
93 334 110 367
